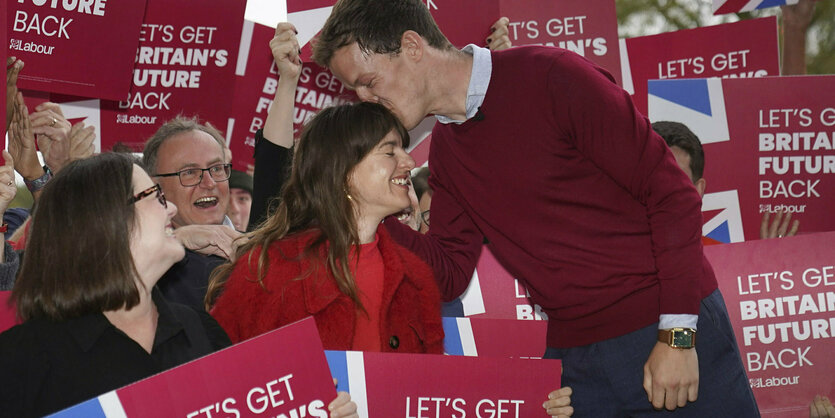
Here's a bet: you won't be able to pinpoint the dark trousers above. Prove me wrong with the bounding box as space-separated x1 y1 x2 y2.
544 289 760 417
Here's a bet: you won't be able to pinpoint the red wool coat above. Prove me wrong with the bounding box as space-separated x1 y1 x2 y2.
211 228 444 354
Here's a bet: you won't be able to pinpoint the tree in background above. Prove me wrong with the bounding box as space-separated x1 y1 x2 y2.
615 0 834 75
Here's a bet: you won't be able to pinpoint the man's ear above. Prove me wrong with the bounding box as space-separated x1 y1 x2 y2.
400 30 424 62
694 178 706 198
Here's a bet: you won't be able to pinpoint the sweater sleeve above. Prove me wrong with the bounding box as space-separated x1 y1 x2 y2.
0 241 20 291
384 167 484 301
552 53 704 317
249 129 293 232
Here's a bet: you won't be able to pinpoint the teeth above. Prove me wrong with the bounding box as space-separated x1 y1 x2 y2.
391 178 409 186
395 206 412 221
195 197 217 204
165 226 174 236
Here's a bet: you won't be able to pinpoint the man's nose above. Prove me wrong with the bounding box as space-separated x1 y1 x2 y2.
198 170 218 188
356 87 377 103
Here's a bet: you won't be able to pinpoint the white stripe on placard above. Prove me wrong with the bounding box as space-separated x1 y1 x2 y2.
346 351 369 418
236 20 255 76
460 269 485 316
741 0 763 12
619 38 634 95
225 118 235 147
98 391 127 418
457 317 478 357
289 7 334 49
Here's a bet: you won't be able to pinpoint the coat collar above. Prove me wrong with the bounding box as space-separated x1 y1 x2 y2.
301 227 422 314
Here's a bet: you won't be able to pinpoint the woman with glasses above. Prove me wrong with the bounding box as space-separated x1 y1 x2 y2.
0 153 357 418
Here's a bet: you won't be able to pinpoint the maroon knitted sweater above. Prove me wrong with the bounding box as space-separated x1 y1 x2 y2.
386 46 717 348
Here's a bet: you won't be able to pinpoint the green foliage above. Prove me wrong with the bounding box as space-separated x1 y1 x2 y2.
805 0 835 74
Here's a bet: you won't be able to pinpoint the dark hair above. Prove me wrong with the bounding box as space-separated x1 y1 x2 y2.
312 0 453 68
207 102 409 309
13 153 143 321
652 121 705 181
412 166 431 200
143 115 226 175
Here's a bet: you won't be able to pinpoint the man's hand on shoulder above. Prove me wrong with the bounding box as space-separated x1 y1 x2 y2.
643 342 699 411
174 224 243 260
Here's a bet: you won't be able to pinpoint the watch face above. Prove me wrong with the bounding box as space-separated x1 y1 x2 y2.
672 329 694 347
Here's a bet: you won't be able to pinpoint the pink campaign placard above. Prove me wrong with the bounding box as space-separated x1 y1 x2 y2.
227 20 356 170
648 76 835 241
53 316 337 417
438 246 544 323
705 231 835 416
624 17 779 116
39 0 247 152
228 0 505 169
7 0 147 100
0 291 17 334
100 0 246 150
443 317 547 358
465 247 546 321
428 0 501 49
327 350 560 417
501 0 622 85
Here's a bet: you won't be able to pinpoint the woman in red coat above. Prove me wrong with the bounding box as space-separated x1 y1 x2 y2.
208 102 444 354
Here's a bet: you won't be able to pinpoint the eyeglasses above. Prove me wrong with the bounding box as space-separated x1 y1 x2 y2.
154 163 232 187
421 210 430 227
129 183 168 208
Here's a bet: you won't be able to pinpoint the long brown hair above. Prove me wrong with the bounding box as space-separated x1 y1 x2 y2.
206 102 409 309
13 153 142 321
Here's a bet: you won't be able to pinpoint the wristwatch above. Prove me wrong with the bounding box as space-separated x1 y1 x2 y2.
658 328 697 349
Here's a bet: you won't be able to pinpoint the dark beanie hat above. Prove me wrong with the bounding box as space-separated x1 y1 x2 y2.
228 169 253 194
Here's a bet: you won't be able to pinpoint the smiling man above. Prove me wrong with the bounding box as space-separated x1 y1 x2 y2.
143 116 241 311
312 0 759 416
144 117 235 228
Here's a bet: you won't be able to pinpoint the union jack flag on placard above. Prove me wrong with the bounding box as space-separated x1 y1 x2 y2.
713 0 798 15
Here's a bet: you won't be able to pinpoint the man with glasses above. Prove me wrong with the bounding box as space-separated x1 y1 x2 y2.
142 116 241 311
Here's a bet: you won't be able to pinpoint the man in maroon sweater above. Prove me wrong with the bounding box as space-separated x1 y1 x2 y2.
313 0 759 415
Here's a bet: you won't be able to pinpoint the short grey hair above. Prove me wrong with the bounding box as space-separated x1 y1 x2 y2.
142 115 226 174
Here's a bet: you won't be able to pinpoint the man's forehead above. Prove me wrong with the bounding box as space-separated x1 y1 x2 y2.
331 43 380 87
158 130 224 169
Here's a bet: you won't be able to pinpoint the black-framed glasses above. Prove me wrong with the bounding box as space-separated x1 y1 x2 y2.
129 183 167 208
153 163 232 187
421 210 430 227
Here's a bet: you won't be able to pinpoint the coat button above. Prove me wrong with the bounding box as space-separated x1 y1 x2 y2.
389 335 400 349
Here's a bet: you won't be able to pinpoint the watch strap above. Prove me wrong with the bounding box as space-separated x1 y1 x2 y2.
24 166 52 193
658 328 697 349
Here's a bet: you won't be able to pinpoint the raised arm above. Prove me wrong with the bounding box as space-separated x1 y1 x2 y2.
6 57 24 130
248 22 302 230
8 93 50 203
780 0 815 76
264 22 302 148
